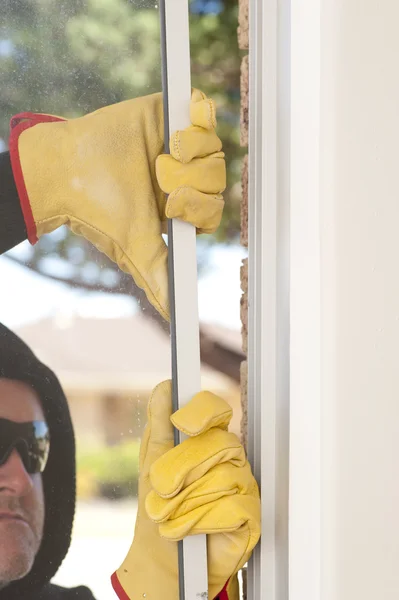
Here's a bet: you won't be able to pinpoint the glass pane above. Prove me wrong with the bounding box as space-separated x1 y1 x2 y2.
0 0 245 598
190 1 244 441
0 1 162 599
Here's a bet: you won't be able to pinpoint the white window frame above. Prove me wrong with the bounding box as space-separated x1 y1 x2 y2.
247 0 322 599
289 1 322 599
247 0 290 597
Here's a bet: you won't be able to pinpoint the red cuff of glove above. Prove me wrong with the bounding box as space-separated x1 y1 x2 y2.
217 580 229 599
9 112 65 245
110 573 129 600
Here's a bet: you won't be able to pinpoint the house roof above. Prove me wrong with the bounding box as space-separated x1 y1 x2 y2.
15 314 240 393
201 322 244 355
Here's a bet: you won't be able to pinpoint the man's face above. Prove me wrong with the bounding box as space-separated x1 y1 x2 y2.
0 379 45 588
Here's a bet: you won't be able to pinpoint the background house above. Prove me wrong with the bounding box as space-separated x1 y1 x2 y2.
16 314 243 448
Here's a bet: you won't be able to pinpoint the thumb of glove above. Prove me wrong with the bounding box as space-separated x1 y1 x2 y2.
112 380 179 600
140 379 175 478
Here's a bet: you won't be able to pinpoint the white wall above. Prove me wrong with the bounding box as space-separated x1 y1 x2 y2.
291 1 399 599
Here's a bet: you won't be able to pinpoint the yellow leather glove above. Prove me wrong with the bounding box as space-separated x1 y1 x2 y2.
9 90 226 321
111 380 260 600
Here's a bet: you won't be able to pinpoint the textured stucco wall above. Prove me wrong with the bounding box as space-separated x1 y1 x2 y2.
238 0 248 452
238 3 249 596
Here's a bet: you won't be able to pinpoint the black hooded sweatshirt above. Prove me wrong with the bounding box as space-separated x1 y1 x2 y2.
0 152 29 253
0 324 96 600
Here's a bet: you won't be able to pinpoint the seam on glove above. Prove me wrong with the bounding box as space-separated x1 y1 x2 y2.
207 99 217 129
156 442 243 498
173 407 233 437
9 113 65 245
172 130 183 162
165 187 223 232
165 186 194 221
149 486 240 523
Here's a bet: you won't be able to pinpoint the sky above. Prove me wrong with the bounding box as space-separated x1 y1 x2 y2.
0 241 246 331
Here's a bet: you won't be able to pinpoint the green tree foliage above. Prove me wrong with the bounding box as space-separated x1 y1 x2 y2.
77 439 140 499
0 0 242 291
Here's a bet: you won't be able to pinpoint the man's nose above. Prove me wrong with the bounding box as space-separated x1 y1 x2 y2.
0 449 34 496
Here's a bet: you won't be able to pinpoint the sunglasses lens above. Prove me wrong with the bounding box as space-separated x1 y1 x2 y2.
0 419 50 474
29 421 50 473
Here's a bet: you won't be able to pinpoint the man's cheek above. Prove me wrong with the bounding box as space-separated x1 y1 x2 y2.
29 474 45 545
0 520 37 582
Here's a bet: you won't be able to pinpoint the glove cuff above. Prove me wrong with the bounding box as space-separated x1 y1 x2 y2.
111 571 130 600
217 580 229 599
9 112 65 244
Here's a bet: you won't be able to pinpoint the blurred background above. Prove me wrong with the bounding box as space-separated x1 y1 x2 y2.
0 1 245 598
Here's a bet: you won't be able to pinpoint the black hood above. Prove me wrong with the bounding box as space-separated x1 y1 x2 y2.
0 323 76 599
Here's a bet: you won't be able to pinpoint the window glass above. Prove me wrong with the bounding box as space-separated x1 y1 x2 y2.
0 1 244 598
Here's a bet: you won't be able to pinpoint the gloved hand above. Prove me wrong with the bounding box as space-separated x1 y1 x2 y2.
111 380 260 600
9 90 226 321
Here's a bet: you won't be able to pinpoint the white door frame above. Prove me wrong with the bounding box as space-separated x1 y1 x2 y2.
247 0 291 597
247 0 322 598
289 1 322 599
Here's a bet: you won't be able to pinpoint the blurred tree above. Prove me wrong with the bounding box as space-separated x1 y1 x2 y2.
0 0 244 380
0 0 243 239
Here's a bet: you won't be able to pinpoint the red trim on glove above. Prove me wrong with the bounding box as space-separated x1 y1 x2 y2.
9 112 65 245
217 580 229 600
111 571 131 600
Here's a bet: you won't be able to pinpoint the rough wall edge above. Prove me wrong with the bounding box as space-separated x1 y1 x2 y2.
238 1 249 595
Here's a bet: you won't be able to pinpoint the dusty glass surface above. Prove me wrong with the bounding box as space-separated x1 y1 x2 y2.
0 0 245 598
0 1 163 598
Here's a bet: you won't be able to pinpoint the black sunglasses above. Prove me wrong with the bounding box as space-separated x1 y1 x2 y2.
0 418 50 474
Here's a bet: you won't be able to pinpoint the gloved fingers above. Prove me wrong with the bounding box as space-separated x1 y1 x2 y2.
170 126 222 164
165 188 224 234
156 152 226 196
158 494 261 555
150 428 246 498
146 461 254 523
190 89 217 130
171 390 232 436
137 380 174 478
